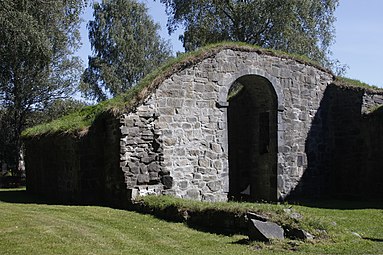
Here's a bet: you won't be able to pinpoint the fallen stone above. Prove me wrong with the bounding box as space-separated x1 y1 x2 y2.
246 212 269 222
283 208 303 220
285 228 314 240
248 219 284 242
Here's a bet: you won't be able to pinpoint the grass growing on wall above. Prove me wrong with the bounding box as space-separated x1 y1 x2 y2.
22 42 329 138
335 76 382 91
22 42 382 138
373 105 383 113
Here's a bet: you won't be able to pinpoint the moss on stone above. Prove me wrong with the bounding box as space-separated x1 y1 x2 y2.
22 42 381 138
334 76 382 92
370 105 383 116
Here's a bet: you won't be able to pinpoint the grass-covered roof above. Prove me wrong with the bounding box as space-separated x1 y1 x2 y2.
22 42 382 138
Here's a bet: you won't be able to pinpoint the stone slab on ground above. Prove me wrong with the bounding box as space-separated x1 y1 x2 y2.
248 219 284 242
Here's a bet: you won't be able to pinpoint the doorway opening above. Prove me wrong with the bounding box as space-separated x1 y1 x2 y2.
227 75 278 201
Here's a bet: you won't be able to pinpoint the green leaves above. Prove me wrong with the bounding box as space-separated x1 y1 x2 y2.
0 0 86 110
0 0 86 168
158 0 339 67
81 0 172 102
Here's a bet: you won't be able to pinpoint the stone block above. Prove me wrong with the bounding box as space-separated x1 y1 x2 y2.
149 172 160 182
139 164 148 175
248 219 284 242
128 162 140 174
161 175 173 189
285 228 313 240
158 107 174 115
137 174 149 185
205 151 218 160
141 130 153 136
159 169 170 176
186 189 200 200
128 127 140 136
120 126 129 135
182 123 192 130
147 162 160 172
176 148 186 156
197 167 216 175
247 212 269 222
141 155 155 164
202 193 217 202
198 158 210 168
166 98 184 108
193 173 202 180
163 138 177 146
207 180 221 192
213 160 223 171
178 180 188 189
210 143 222 153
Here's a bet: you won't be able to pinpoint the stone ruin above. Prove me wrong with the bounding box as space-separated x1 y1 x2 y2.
23 45 383 206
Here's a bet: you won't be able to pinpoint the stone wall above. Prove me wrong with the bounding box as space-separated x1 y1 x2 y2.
24 47 382 204
24 113 128 206
119 49 334 202
289 85 383 199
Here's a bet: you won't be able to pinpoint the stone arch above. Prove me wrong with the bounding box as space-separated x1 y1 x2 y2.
218 67 284 111
226 74 278 201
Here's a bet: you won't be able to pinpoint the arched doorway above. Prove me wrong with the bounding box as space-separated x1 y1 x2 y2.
227 75 278 201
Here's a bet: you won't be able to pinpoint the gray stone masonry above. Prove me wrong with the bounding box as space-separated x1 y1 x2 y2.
362 91 383 114
24 47 383 205
120 49 334 201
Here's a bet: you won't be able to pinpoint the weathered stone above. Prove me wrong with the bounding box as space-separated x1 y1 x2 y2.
212 160 223 171
137 174 150 185
159 169 170 176
128 163 140 174
248 219 284 242
210 143 223 153
186 189 200 200
285 228 313 240
247 212 269 222
163 138 177 146
182 123 192 130
207 180 221 192
161 175 173 189
148 162 160 172
149 172 160 182
198 158 210 168
283 208 303 220
141 156 155 164
24 46 382 207
120 126 129 135
178 180 188 189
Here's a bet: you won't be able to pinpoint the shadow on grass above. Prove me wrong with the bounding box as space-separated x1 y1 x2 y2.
231 238 251 245
0 188 114 208
0 188 54 204
0 188 89 206
289 199 383 210
362 237 383 243
184 221 243 236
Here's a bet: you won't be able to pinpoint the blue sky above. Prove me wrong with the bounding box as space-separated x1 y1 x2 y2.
77 0 383 88
332 0 383 87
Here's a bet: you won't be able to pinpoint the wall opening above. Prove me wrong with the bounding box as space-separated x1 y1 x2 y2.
227 75 278 201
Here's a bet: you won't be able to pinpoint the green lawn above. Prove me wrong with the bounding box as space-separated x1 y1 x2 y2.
0 189 382 255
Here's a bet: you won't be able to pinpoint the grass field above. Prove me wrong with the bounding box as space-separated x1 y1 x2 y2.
0 188 382 254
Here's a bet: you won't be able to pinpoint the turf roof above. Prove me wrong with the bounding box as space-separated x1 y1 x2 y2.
22 42 382 138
